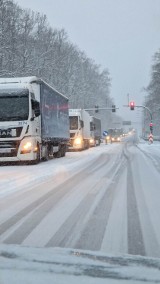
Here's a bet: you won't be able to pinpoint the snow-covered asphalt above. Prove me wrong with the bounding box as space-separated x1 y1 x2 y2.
0 139 160 259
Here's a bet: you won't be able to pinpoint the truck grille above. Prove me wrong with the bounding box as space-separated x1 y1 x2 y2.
0 140 20 157
0 127 23 138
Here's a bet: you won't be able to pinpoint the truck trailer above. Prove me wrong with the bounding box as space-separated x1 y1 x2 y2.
69 109 91 150
0 76 70 163
90 116 101 146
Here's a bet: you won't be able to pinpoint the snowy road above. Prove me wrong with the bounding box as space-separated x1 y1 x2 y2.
1 139 160 259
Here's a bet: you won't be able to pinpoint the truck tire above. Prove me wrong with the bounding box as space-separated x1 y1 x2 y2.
42 145 49 161
54 144 67 158
86 140 90 149
31 143 40 165
61 145 67 157
35 143 40 163
54 150 61 158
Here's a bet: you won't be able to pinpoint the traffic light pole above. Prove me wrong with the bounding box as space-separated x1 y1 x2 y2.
123 104 152 120
136 105 152 122
135 105 153 133
84 107 119 112
124 103 153 134
125 104 153 134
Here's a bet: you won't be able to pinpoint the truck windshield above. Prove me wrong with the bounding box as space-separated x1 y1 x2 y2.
69 116 78 130
0 89 29 121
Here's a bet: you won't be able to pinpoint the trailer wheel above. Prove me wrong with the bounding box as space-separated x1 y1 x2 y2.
41 145 49 161
61 145 67 157
54 145 66 158
54 149 61 158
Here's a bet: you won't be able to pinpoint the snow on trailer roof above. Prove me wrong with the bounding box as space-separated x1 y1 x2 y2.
0 76 38 84
0 76 69 100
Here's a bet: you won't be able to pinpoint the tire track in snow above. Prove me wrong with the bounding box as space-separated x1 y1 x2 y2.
127 161 146 256
74 161 127 251
0 153 118 245
136 145 160 173
125 145 146 256
0 156 105 240
46 153 124 250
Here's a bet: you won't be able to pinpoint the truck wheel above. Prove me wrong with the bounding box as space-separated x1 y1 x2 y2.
36 144 40 163
32 143 40 164
42 145 49 161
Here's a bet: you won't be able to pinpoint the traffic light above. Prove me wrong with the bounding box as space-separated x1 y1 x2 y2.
129 101 135 110
112 105 116 112
150 122 153 132
95 105 99 113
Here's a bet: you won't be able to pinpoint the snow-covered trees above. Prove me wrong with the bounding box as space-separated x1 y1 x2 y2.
144 49 160 136
146 50 160 106
0 0 114 129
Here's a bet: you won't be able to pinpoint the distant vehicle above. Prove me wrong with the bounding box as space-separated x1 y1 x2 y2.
89 116 101 147
69 109 91 150
105 128 123 143
0 76 70 163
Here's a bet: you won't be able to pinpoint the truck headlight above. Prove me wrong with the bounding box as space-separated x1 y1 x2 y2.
90 138 94 144
20 139 34 154
23 142 32 150
74 138 82 145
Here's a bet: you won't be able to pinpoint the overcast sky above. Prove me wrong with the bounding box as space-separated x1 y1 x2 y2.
15 0 160 124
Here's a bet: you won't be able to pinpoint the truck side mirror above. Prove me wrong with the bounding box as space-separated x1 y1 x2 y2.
90 122 95 131
35 108 40 117
80 120 84 128
31 100 40 117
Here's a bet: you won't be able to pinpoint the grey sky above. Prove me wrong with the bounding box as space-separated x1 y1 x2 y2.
15 0 160 123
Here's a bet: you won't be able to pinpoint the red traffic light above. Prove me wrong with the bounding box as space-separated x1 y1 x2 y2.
129 101 135 110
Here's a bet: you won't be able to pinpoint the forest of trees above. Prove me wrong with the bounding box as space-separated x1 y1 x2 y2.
143 49 160 136
0 0 117 129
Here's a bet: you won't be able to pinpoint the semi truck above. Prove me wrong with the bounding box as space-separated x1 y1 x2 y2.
89 116 101 146
69 109 91 150
0 76 70 163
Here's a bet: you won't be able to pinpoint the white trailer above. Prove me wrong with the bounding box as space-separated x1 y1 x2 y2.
90 116 101 146
69 109 91 150
0 76 69 163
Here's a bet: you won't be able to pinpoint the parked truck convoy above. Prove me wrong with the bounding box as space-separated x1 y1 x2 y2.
69 109 92 150
89 116 101 146
0 76 70 163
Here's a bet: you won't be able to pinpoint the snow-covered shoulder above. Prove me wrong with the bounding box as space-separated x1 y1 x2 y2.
1 244 160 284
